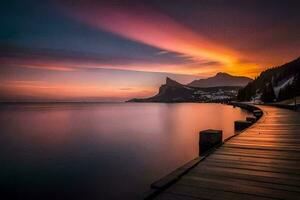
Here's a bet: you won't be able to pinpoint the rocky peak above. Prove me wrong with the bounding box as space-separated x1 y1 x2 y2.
165 77 182 87
215 72 232 78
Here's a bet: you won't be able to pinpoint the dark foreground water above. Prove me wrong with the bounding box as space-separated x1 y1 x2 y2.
0 103 250 199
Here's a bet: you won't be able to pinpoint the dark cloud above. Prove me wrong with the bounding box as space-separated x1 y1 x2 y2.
0 44 190 70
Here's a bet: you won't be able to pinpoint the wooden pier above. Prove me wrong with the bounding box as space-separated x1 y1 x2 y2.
150 105 300 200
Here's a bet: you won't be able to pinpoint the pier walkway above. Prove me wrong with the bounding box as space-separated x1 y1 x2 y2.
152 105 300 200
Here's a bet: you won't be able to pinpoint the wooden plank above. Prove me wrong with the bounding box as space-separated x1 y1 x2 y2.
183 173 300 193
177 176 299 200
165 184 274 200
227 140 300 147
203 159 300 175
207 157 300 171
189 166 300 187
214 151 300 161
207 154 300 167
226 141 300 149
219 146 300 154
245 129 300 132
235 137 300 142
192 165 300 182
218 148 300 159
153 105 300 199
234 137 300 143
223 143 300 152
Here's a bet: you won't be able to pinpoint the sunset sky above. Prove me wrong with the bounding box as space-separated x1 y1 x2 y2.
1 0 300 101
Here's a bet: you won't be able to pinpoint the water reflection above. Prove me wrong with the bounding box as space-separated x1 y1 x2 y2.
0 103 250 199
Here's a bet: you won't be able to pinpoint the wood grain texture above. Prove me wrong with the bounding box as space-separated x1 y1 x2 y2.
153 105 300 200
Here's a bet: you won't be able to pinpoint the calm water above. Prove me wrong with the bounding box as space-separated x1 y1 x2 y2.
0 103 250 199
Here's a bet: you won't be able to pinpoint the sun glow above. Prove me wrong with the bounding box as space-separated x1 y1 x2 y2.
62 1 257 76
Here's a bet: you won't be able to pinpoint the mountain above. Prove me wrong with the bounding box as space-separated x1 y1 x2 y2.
188 72 252 88
128 77 241 103
237 57 300 103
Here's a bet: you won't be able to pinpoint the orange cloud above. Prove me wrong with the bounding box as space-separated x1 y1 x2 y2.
62 1 249 74
0 80 156 101
0 57 75 71
1 52 223 76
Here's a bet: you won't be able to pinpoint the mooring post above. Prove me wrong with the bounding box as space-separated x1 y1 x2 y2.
199 129 222 156
253 110 263 118
234 120 252 131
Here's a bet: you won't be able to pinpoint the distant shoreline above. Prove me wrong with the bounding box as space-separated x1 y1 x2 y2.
0 101 228 104
0 101 124 104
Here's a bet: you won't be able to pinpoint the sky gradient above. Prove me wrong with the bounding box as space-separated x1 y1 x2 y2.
1 0 300 101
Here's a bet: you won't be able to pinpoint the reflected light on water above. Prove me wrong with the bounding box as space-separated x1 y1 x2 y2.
0 103 250 199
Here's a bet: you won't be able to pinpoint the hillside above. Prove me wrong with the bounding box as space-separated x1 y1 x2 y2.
188 72 252 88
237 57 300 103
128 77 241 103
